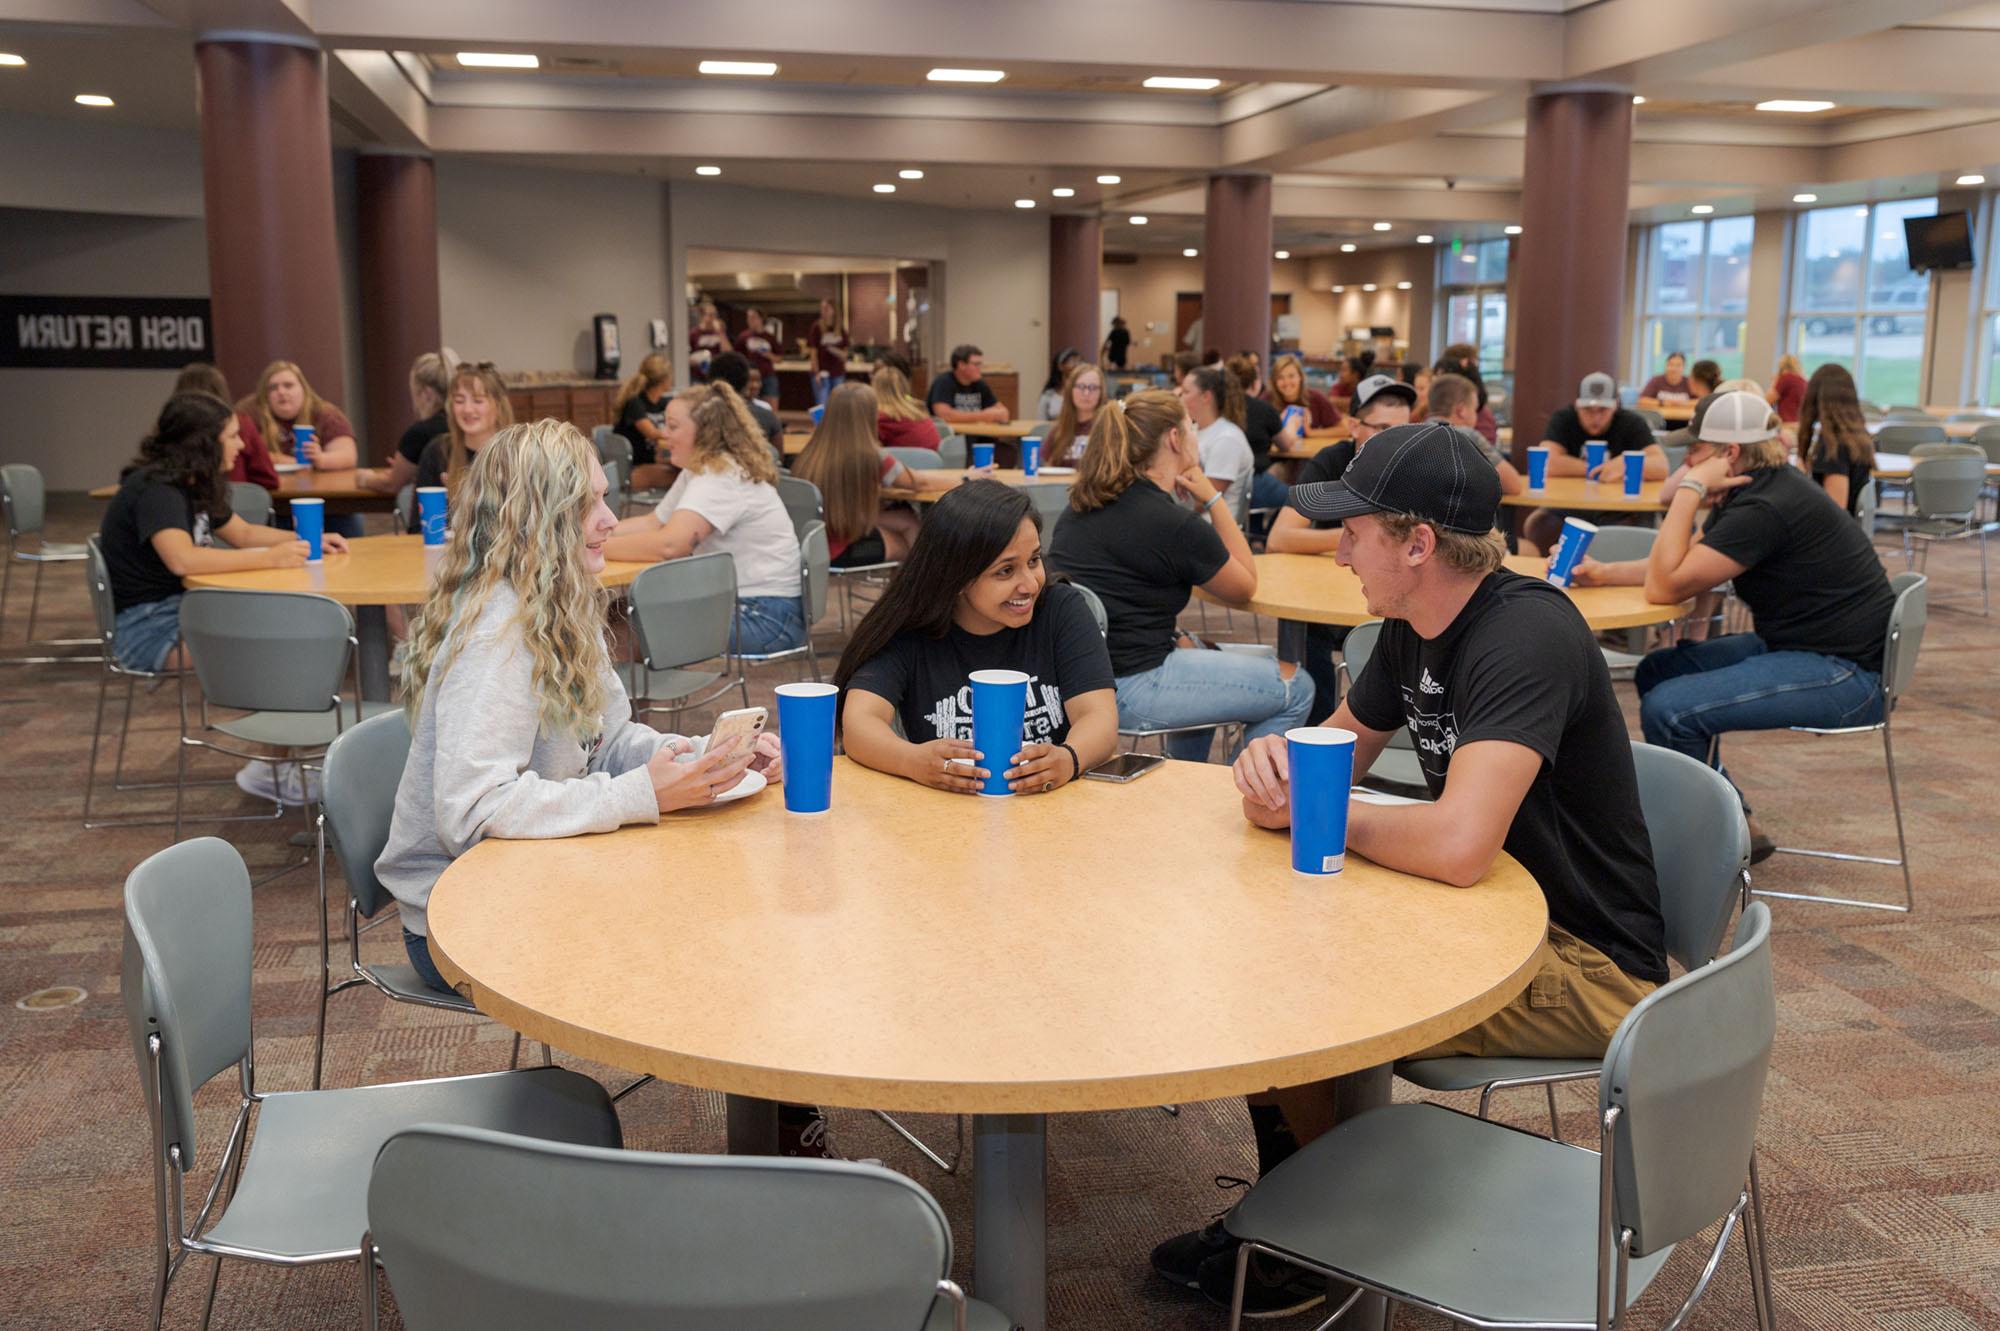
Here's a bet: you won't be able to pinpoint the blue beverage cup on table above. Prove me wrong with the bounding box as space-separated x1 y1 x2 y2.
968 668 1029 797
1622 450 1646 497
417 486 447 546
1546 517 1598 587
971 441 995 470
1286 727 1356 876
1281 404 1306 436
291 422 317 462
808 404 824 425
775 682 838 814
1526 446 1550 490
1584 439 1607 477
1022 437 1041 477
290 497 325 562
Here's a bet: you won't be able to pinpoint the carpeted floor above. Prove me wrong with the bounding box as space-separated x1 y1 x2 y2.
4 493 1998 1330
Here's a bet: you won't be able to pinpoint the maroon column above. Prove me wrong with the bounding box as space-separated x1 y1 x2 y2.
1201 174 1273 360
1510 89 1633 462
1048 215 1102 362
195 37 345 405
357 153 441 462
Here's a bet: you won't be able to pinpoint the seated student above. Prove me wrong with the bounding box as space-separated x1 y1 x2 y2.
1180 365 1254 516
1767 353 1809 425
1435 345 1502 444
1638 351 1696 404
1266 373 1413 721
1327 351 1373 407
1794 362 1876 516
408 362 515 530
1571 390 1894 860
836 480 1119 791
1046 390 1312 761
1035 346 1081 419
870 364 943 450
1155 424 1667 1317
707 350 785 458
612 353 677 491
1425 371 1525 503
689 300 728 381
806 297 848 408
605 383 807 655
1266 354 1342 430
1401 360 1432 418
1042 361 1104 466
1524 370 1663 551
926 344 1012 426
791 382 964 565
359 350 454 497
236 359 359 471
1226 353 1293 521
174 363 278 492
733 308 779 405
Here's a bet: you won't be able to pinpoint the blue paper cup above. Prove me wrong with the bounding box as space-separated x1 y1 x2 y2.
1622 450 1646 497
970 441 994 470
290 498 324 562
1022 437 1041 477
1527 446 1550 490
968 668 1028 797
291 422 317 462
808 404 825 425
1546 517 1598 587
1584 440 1608 476
775 682 838 814
1281 404 1306 435
1286 727 1356 876
416 486 447 546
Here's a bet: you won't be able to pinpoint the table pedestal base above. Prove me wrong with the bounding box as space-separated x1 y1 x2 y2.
356 604 391 701
724 1093 779 1155
974 1112 1047 1331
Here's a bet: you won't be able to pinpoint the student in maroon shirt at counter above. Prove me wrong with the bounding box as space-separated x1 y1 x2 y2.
734 308 779 405
689 300 728 382
808 297 848 408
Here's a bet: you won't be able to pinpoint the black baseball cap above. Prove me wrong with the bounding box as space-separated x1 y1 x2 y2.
1287 421 1501 534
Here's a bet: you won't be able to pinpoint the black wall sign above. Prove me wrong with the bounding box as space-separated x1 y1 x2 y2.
0 295 214 370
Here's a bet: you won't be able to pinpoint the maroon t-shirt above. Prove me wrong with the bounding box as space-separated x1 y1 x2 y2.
735 329 777 379
1771 372 1808 424
226 412 281 491
809 321 848 378
1640 374 1694 402
877 414 942 450
239 403 355 465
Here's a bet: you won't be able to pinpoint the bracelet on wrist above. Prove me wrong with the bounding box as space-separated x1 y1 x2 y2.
1675 479 1708 501
1200 492 1223 512
1057 742 1080 782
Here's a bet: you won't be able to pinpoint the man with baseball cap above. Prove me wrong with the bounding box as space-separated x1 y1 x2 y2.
1526 371 1666 551
1148 422 1666 1317
1570 389 1894 859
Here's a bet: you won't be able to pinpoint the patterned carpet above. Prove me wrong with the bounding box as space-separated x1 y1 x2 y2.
3 494 1997 1330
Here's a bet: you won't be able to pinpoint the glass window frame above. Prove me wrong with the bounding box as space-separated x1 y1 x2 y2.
1633 215 1753 387
1786 197 1936 404
1435 238 1511 381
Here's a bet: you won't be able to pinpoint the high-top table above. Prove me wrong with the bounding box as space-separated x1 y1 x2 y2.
426 758 1548 1331
180 534 650 700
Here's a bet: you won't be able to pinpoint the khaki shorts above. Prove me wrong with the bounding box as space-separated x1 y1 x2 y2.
1410 924 1658 1061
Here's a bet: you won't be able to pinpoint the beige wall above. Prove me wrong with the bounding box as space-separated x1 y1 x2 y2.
1305 245 1437 360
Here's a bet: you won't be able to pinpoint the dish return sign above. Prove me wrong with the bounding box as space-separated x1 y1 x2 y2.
0 295 213 369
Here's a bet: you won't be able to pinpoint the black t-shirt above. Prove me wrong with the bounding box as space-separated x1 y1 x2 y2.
409 435 460 531
1808 444 1874 518
1698 465 1893 672
99 465 232 612
1046 478 1229 676
1294 441 1356 527
1243 396 1283 472
616 389 670 465
1345 569 1667 983
1541 406 1655 460
1105 327 1131 367
846 583 1115 747
396 409 447 466
926 374 1000 417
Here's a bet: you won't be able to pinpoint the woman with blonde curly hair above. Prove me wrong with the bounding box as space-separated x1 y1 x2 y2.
378 418 779 997
606 382 807 654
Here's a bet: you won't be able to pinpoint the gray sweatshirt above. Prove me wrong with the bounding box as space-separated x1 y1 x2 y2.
376 586 675 935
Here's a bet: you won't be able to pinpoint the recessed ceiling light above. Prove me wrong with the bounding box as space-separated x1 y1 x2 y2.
1183 248 1199 258
1632 95 1646 105
457 52 539 69
929 68 1005 83
1793 192 1818 203
1372 221 1392 232
1128 215 1148 225
1758 99 1834 113
695 165 722 176
1416 234 1434 244
1143 75 1221 91
1340 243 1357 253
1274 250 1290 260
1014 198 1035 208
1690 204 1714 215
1362 283 1378 292
73 93 113 106
1957 173 1986 186
0 53 25 67
1396 281 1413 290
1504 225 1523 235
1332 285 1345 293
699 59 778 76
874 184 897 194
899 168 924 180
1097 174 1122 185
1051 187 1075 198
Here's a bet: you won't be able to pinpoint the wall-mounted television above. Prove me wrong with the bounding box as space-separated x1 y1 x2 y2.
1905 211 1975 272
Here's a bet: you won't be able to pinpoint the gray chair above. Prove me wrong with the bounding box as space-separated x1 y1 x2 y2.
1885 403 1929 415
1660 443 1687 472
1588 525 1663 677
1 461 93 650
591 423 615 461
1336 621 1427 793
1970 422 2000 465
394 484 416 533
936 432 968 469
1632 407 1667 430
1219 904 1777 1331
888 445 944 472
1022 482 1071 555
734 521 830 681
1873 422 1947 452
1902 455 1990 615
314 710 541 1090
364 1125 1008 1331
626 551 743 727
1908 440 1984 461
227 482 273 530
1748 571 1927 913
122 837 621 1331
1855 475 1878 533
1397 742 1752 1134
776 474 824 542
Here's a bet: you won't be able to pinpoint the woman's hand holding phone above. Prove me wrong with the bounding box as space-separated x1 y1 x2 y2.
647 735 754 812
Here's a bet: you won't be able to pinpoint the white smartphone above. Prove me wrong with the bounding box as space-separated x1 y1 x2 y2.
704 706 767 757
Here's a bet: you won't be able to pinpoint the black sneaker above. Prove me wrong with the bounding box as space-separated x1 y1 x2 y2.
777 1106 837 1159
1150 1176 1252 1289
1197 1244 1329 1320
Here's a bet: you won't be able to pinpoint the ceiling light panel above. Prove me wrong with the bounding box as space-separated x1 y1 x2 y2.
457 52 539 68
929 68 1005 83
1143 76 1220 90
1756 100 1834 113
699 60 777 76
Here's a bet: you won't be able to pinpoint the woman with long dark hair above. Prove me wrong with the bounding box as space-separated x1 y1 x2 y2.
1794 363 1877 516
835 480 1117 794
790 381 958 565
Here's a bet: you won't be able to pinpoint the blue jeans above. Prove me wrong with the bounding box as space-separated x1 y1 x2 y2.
1635 634 1884 781
812 372 832 407
734 595 808 656
1115 647 1316 762
112 594 182 672
403 926 454 995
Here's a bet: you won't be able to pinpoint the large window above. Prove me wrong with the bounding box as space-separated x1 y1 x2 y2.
1635 215 1752 385
1788 197 1934 404
1438 238 1510 378
1977 204 2000 406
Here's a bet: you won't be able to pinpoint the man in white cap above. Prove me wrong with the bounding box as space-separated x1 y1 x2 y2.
1571 389 1895 859
1525 371 1665 551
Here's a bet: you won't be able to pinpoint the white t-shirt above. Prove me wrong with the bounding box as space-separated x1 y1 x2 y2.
652 464 802 600
1197 418 1254 521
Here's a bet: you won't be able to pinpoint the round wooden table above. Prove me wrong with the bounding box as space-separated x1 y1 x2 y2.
181 534 650 700
427 758 1547 1331
1872 451 2000 481
1200 553 1691 630
1499 475 1671 514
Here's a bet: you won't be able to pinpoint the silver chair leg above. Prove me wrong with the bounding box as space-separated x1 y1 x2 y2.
872 1110 965 1174
26 559 41 643
1545 1083 1562 1142
1744 1155 1776 1331
1760 719 1913 913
